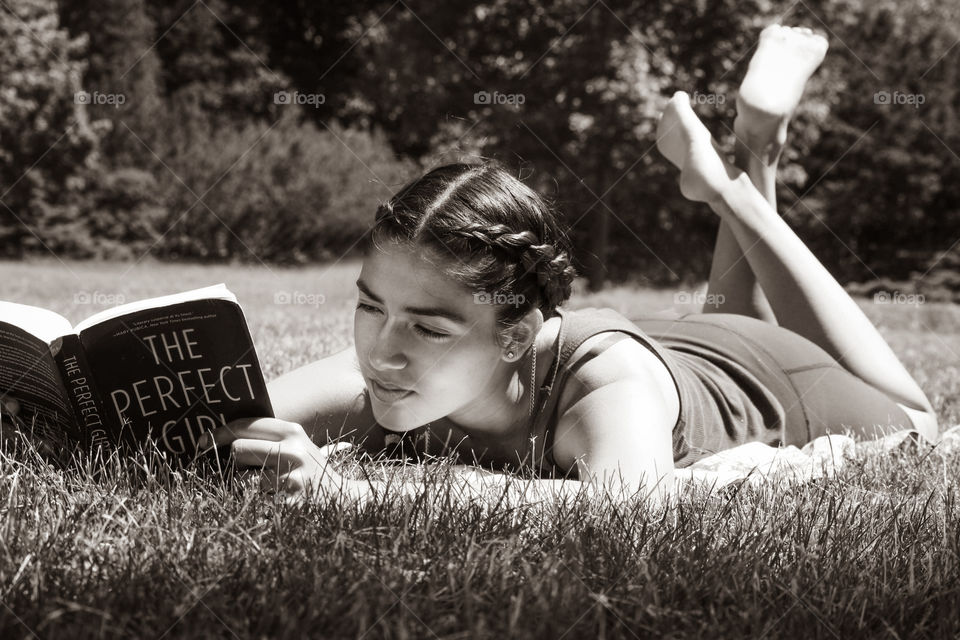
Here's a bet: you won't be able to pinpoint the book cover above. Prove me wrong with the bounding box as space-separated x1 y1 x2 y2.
0 284 273 466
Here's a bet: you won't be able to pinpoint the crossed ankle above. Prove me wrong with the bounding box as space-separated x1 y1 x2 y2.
711 171 756 208
733 130 784 166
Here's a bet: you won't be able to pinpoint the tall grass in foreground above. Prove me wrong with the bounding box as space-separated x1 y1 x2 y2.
2 259 960 638
2 427 960 639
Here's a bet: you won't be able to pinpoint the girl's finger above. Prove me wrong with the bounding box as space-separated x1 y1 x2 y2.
258 468 308 495
231 438 300 470
204 418 300 449
318 442 354 457
261 470 312 506
1 396 20 416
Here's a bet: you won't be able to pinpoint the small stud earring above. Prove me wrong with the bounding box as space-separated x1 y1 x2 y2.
507 351 515 358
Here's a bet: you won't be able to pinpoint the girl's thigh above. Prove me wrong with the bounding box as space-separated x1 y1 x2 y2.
695 314 916 442
636 312 913 446
786 365 913 445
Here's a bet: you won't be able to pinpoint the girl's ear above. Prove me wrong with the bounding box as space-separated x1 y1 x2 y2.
499 308 543 362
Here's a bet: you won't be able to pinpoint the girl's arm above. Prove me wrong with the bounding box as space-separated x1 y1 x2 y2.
241 352 600 506
246 344 674 508
212 415 603 508
546 338 678 506
267 346 388 453
320 341 678 508
309 467 604 508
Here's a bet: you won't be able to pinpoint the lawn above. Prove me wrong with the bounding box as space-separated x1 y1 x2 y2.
2 258 960 639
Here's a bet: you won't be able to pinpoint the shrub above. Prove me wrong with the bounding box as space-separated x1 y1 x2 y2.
148 103 416 263
0 0 99 257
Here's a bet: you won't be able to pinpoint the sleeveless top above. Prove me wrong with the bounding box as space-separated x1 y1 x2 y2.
382 306 795 475
531 306 794 476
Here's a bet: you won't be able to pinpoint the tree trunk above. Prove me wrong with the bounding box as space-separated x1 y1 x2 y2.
586 162 611 291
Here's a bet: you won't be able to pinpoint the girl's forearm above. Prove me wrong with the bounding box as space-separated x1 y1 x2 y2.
326 472 661 508
321 473 598 507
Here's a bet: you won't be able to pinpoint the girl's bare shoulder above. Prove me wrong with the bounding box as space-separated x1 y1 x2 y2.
559 332 679 408
550 333 681 471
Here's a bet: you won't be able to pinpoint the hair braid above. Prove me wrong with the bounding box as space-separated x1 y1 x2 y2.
447 222 574 311
447 222 536 252
521 242 574 310
366 160 578 327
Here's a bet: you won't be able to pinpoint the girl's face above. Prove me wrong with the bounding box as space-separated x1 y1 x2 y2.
354 242 507 432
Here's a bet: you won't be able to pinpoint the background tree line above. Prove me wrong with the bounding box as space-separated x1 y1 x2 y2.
2 0 959 297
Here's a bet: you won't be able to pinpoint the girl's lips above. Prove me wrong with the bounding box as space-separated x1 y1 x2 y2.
369 378 414 402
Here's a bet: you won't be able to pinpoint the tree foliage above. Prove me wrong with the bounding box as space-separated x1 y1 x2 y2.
0 0 957 292
0 0 98 256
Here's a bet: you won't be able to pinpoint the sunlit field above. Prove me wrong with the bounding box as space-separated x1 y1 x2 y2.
2 258 960 639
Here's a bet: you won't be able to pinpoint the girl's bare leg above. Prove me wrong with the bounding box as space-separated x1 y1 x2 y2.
657 91 938 439
706 210 776 320
658 123 773 318
704 26 828 321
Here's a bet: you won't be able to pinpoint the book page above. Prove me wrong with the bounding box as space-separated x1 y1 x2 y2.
73 283 237 334
0 320 76 447
0 301 72 343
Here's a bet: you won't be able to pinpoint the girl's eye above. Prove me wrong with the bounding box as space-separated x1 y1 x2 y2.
412 325 449 341
356 303 449 341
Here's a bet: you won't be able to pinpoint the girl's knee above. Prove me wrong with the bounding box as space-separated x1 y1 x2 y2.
896 403 940 442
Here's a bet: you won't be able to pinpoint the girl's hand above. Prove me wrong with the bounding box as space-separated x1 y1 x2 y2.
0 394 24 430
202 418 354 504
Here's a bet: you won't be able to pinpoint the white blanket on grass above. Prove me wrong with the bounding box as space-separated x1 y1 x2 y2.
674 424 960 491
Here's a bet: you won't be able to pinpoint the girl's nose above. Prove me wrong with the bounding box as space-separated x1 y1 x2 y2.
368 324 408 371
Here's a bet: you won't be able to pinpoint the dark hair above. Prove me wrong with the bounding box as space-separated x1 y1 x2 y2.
364 161 577 335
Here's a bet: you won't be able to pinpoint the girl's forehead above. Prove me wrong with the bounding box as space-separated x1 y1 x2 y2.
360 245 481 313
358 244 511 340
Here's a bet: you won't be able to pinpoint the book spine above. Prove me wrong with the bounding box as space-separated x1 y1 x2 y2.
50 334 113 451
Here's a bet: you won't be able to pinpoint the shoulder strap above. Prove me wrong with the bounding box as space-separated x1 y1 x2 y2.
531 307 680 475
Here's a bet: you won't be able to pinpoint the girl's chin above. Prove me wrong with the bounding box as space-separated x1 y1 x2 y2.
371 406 430 433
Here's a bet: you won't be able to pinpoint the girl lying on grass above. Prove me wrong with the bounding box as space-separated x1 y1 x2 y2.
203 25 940 507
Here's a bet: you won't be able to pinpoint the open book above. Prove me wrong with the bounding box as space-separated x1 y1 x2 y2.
0 284 274 464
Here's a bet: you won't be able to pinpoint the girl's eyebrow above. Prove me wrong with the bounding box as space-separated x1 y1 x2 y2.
356 279 467 324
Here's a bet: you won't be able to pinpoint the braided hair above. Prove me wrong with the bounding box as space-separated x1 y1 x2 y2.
365 161 578 334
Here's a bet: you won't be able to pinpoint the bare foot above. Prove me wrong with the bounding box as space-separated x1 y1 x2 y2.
736 25 828 163
657 92 741 204
656 99 687 170
657 99 725 171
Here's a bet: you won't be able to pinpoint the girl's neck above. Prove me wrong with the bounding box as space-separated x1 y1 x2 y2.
442 315 561 445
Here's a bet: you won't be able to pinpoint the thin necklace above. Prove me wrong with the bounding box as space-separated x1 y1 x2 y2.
528 340 537 420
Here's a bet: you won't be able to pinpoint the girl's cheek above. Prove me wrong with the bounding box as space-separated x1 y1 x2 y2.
353 317 373 349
